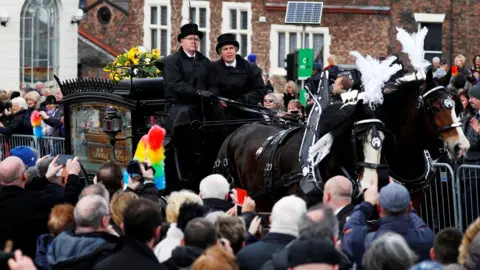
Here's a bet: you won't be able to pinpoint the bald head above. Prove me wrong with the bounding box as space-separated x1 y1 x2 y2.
0 156 26 185
323 176 352 208
74 194 109 231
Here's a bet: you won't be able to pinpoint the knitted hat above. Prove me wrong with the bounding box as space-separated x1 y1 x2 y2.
10 146 38 168
247 53 257 63
469 84 480 99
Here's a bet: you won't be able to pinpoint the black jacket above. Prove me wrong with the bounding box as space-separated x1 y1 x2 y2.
162 245 203 270
337 204 354 234
202 198 234 213
236 233 296 270
92 236 167 270
163 47 211 127
0 109 32 135
209 55 265 105
260 241 351 270
125 182 162 203
164 47 210 107
0 175 84 260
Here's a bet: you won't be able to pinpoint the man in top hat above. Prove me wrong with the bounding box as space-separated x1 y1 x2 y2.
162 23 215 189
209 33 265 110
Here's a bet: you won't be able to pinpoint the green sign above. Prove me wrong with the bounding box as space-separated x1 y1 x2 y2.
299 88 309 106
297 48 314 80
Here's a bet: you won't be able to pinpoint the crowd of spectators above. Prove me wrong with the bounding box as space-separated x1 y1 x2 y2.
1 147 480 270
0 82 64 138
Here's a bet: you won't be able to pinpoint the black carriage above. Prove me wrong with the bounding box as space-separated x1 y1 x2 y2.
55 74 270 191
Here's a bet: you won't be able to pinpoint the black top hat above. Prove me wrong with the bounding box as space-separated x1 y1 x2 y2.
216 33 240 55
177 23 204 42
45 95 57 105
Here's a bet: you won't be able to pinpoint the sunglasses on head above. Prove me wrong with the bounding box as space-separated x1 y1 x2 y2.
264 99 274 103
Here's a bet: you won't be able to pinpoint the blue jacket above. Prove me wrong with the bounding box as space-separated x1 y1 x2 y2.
341 201 434 270
35 234 53 270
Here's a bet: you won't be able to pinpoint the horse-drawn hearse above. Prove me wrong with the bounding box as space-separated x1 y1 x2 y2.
56 26 469 213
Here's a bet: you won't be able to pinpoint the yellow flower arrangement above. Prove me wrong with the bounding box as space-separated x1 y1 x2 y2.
103 46 162 82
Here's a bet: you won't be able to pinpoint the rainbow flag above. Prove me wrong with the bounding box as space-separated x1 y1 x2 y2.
146 125 166 190
31 110 43 139
123 125 166 190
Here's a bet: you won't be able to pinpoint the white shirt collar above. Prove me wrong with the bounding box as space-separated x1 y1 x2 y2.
184 51 195 58
225 59 236 68
334 205 346 216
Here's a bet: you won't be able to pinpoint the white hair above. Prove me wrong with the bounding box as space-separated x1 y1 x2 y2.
205 211 228 224
432 57 440 63
11 97 27 110
363 232 417 270
270 195 307 237
199 174 230 200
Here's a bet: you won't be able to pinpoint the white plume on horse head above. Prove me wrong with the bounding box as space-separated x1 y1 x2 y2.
396 27 431 74
349 51 402 108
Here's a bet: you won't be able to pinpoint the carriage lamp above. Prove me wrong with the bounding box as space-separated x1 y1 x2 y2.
0 12 10 27
104 106 122 135
103 106 123 162
71 9 84 24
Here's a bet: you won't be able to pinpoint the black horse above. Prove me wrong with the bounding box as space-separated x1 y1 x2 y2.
215 99 385 211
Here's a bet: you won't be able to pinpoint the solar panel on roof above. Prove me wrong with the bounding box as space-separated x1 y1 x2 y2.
285 1 323 24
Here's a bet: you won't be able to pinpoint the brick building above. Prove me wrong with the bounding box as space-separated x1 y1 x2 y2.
77 0 479 81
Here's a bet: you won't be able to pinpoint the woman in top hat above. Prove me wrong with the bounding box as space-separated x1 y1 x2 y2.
208 33 266 111
39 95 63 137
161 23 217 189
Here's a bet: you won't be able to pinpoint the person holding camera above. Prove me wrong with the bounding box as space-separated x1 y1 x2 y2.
0 97 32 135
0 155 83 264
124 160 163 203
286 100 305 122
341 177 434 269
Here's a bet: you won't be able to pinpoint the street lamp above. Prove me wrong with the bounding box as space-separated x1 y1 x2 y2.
103 106 122 161
71 9 84 24
0 12 10 27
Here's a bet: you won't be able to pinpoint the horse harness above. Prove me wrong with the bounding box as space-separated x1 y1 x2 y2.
248 126 303 198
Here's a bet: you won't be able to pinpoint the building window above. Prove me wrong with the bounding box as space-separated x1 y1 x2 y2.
20 0 59 85
182 0 210 56
144 1 170 56
414 13 445 62
270 24 330 76
97 6 112 25
222 2 252 57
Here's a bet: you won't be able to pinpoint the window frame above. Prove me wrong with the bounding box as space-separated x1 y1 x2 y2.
269 24 331 77
221 2 252 58
20 0 60 85
181 0 210 57
414 13 445 58
144 0 171 56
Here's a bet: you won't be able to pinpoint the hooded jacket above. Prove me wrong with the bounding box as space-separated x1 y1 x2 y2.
47 231 118 270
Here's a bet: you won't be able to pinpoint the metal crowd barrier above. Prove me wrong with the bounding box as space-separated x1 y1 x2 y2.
419 163 459 233
456 164 480 231
0 134 66 160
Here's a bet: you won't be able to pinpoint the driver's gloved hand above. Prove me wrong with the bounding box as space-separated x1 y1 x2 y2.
197 90 218 105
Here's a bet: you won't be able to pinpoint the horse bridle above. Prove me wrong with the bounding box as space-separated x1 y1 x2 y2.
351 119 390 171
419 85 462 134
